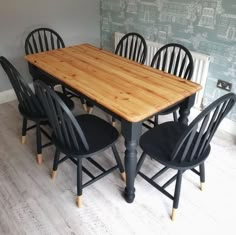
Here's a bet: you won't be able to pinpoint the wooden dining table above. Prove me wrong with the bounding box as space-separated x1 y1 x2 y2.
25 43 201 203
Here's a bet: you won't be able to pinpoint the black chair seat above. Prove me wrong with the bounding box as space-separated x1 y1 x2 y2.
140 122 210 170
53 114 119 157
56 91 74 110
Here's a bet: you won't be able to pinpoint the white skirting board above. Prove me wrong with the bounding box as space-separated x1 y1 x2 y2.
0 87 235 136
0 88 17 104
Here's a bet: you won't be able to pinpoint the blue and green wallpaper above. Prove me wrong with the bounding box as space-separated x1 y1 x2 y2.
100 0 236 121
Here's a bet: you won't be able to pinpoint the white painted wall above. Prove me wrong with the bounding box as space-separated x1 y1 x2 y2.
0 0 100 91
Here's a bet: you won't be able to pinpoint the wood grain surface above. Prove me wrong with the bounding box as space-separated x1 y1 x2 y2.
25 44 201 122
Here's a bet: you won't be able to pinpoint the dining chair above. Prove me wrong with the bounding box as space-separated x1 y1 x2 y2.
25 28 65 86
115 32 147 64
34 80 126 207
143 43 194 129
0 56 51 164
109 32 148 126
137 93 236 220
24 27 87 111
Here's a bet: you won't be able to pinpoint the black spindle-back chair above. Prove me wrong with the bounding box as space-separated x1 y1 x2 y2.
24 28 84 111
151 43 194 79
143 43 194 129
25 28 65 55
25 28 65 86
115 32 147 64
137 93 236 220
35 80 125 207
0 56 51 164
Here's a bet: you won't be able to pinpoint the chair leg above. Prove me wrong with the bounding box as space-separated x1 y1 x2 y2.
82 103 88 112
154 115 159 127
136 152 147 175
199 163 205 191
76 158 83 208
173 111 178 122
21 117 27 144
51 149 60 179
87 107 93 114
86 101 94 114
36 122 42 165
78 97 87 112
112 145 125 181
61 85 67 94
111 117 116 127
171 170 183 221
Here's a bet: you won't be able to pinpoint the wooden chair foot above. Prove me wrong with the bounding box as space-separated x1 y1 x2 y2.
76 196 82 208
82 104 88 112
21 136 26 144
37 154 43 165
200 182 204 191
51 170 57 180
171 208 176 221
121 172 126 182
87 107 93 114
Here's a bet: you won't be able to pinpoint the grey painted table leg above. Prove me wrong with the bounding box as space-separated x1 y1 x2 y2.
178 94 196 125
121 120 142 203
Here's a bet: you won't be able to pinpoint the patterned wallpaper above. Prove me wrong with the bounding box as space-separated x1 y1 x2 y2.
100 0 236 121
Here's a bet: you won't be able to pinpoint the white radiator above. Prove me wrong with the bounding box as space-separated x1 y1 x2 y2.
114 32 210 109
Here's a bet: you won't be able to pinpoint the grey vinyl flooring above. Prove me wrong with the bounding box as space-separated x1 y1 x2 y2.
0 99 236 235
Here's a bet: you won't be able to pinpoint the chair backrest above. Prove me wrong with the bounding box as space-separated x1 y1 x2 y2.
115 32 147 64
25 28 65 55
171 93 236 165
151 43 194 80
34 80 89 153
0 56 44 116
